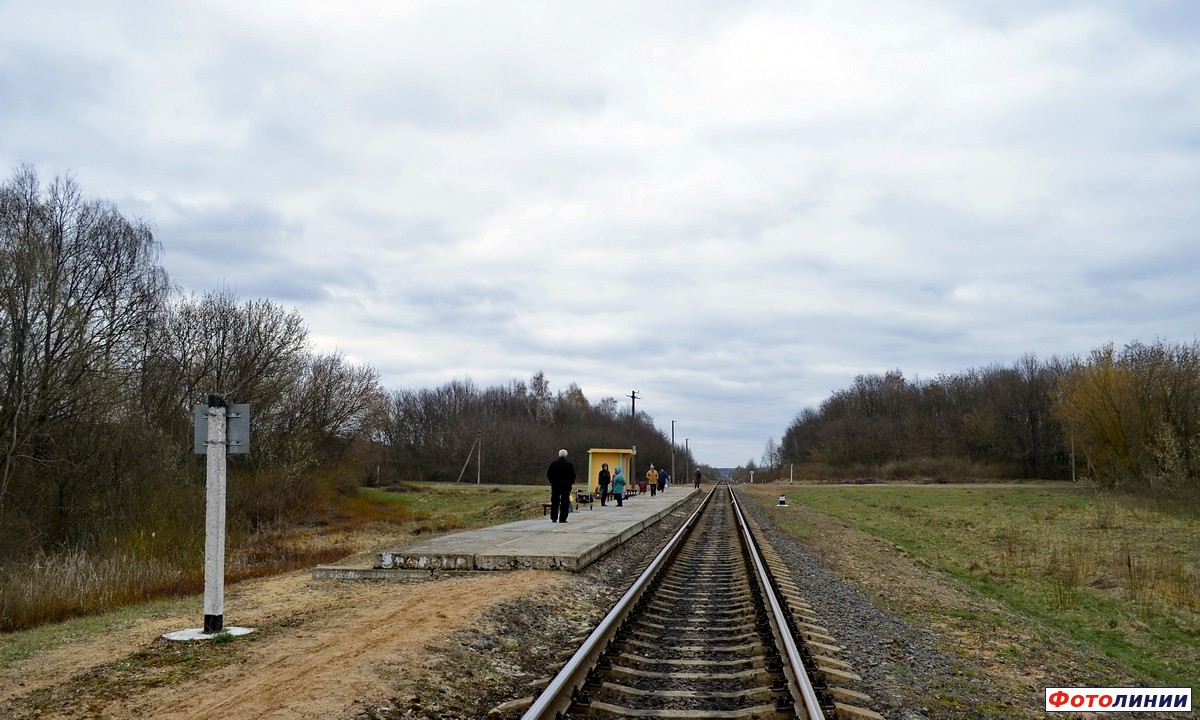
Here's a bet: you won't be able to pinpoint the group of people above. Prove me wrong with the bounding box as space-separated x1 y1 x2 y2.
545 449 703 523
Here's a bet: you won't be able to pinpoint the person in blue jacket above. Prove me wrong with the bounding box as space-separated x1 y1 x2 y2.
610 465 626 507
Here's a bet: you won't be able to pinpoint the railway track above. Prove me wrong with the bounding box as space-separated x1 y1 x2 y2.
516 485 882 720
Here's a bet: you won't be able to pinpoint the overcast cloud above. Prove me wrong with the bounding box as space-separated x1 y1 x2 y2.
3 0 1198 467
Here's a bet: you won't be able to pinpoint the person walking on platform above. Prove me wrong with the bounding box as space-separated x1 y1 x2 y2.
646 464 659 497
658 468 669 493
597 463 612 506
611 466 626 507
546 449 576 523
694 468 702 489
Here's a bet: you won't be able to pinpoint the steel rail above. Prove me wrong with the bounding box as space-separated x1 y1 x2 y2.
520 484 720 720
729 487 827 719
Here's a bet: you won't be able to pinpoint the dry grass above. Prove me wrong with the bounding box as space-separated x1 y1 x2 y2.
0 482 546 633
0 538 354 633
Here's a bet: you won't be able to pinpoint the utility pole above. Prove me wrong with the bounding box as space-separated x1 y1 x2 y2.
631 445 637 495
685 438 690 488
454 431 483 484
671 420 676 488
627 390 640 418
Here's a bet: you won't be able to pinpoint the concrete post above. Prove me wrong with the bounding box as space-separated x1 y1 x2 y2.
203 396 227 633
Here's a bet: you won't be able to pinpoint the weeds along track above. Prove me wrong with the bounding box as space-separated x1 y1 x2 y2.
517 485 882 720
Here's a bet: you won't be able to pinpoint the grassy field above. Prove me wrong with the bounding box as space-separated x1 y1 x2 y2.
744 482 1200 689
359 482 548 532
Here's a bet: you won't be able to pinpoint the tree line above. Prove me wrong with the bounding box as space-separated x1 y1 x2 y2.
383 372 693 487
0 166 389 563
771 342 1200 505
0 166 694 571
11 161 1194 579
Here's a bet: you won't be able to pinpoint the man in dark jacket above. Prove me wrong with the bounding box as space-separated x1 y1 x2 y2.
546 449 576 523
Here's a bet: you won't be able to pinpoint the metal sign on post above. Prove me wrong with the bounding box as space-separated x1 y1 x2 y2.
193 403 250 454
165 396 254 642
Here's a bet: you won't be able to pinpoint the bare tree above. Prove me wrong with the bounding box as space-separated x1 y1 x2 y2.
1054 340 1200 495
0 166 169 525
284 351 386 453
761 437 779 469
0 165 400 558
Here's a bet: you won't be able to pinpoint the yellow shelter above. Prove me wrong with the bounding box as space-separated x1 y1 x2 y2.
587 448 636 493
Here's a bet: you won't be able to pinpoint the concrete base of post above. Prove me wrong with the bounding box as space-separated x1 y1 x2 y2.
162 626 255 642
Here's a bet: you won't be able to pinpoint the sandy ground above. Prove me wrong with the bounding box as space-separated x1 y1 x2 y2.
2 569 567 720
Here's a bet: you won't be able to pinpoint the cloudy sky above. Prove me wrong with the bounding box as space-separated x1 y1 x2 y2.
3 1 1198 467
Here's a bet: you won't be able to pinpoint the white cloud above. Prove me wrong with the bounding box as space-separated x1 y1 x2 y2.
3 0 1199 465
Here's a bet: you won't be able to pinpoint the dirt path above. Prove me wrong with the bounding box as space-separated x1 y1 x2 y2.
2 569 566 720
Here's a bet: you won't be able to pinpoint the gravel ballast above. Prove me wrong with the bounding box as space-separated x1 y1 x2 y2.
361 488 1110 719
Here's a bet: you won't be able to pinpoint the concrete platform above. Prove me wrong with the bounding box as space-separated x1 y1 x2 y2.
314 488 697 578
